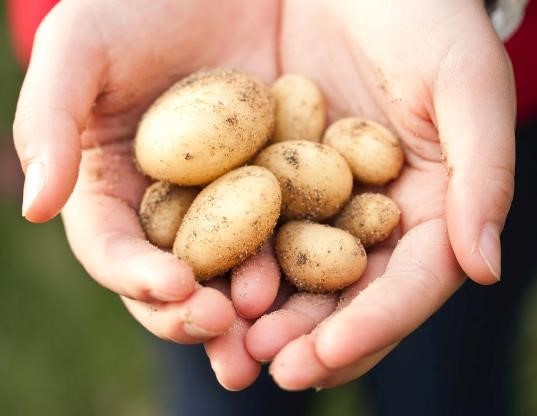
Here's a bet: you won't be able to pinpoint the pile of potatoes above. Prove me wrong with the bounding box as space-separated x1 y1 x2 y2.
135 68 403 294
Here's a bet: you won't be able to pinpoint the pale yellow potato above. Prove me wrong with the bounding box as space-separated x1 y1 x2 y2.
254 140 353 221
335 193 401 248
275 221 367 293
271 74 326 143
134 68 274 185
323 118 404 185
173 166 281 281
139 182 198 249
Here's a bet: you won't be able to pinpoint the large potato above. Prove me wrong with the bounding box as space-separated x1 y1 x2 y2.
139 182 198 249
254 140 353 221
134 68 275 185
323 118 404 185
173 166 281 281
271 74 326 143
275 221 367 293
335 193 400 248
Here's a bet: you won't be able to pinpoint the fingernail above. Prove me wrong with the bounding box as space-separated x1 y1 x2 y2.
22 160 45 217
478 223 501 281
183 321 218 338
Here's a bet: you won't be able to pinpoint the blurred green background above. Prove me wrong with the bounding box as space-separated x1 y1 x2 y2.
1 2 537 416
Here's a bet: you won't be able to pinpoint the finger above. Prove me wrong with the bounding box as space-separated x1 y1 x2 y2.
13 2 104 222
337 247 392 309
62 141 196 302
122 286 235 344
231 241 280 319
319 344 396 388
435 22 516 284
205 318 261 391
246 292 338 362
63 192 196 302
204 277 262 390
314 219 464 369
269 331 396 390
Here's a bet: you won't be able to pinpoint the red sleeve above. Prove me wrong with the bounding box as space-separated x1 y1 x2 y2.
505 1 537 123
7 0 59 68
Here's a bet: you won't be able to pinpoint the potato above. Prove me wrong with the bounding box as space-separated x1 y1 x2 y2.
334 193 401 248
275 221 367 293
271 74 326 143
173 166 281 281
139 182 198 249
323 118 404 185
134 68 275 186
254 140 353 221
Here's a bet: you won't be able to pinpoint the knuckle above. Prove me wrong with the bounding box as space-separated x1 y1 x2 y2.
129 284 153 303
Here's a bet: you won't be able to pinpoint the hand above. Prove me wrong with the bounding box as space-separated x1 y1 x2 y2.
205 0 516 390
14 0 515 391
13 0 281 345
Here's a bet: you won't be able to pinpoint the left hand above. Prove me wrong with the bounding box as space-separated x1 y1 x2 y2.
205 0 516 390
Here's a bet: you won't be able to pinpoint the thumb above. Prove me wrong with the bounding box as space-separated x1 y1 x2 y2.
434 26 516 284
13 3 103 222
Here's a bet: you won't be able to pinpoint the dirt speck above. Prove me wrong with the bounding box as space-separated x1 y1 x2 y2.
226 114 238 125
296 252 308 265
282 147 300 168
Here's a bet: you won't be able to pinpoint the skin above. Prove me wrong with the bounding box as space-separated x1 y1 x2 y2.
14 0 515 391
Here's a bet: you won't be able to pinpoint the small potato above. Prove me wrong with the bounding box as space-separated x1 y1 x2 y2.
135 68 274 186
271 74 326 143
275 221 367 293
335 193 401 248
173 166 281 281
254 140 353 221
139 182 198 249
323 118 404 185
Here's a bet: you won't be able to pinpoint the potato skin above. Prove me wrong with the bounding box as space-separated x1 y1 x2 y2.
173 166 281 281
271 74 326 143
275 221 367 293
134 68 275 185
334 193 401 248
254 140 353 221
323 118 404 185
139 182 198 249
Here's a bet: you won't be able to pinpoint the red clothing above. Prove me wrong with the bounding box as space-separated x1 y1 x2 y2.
7 0 537 123
505 1 537 123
